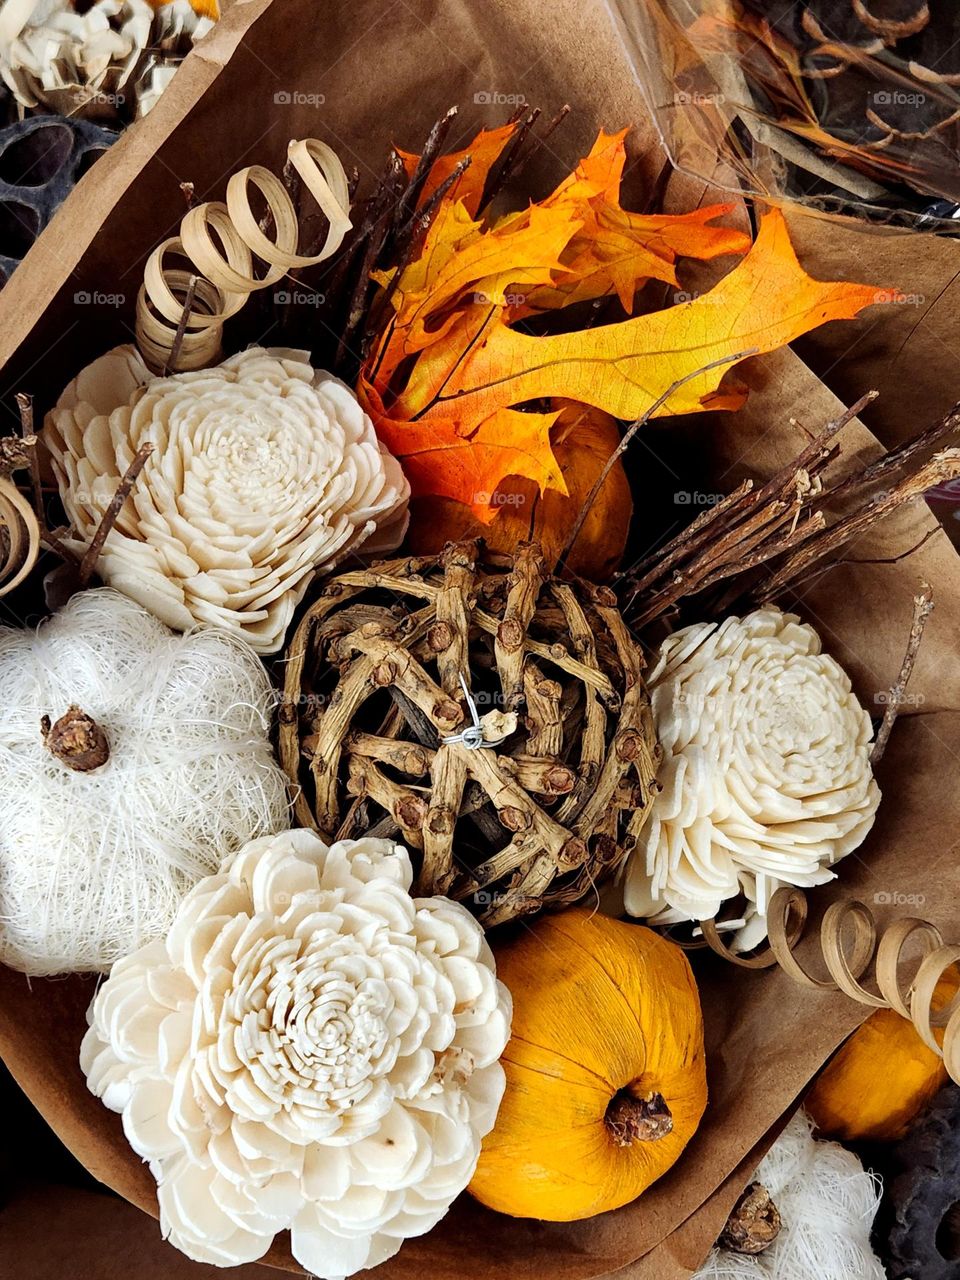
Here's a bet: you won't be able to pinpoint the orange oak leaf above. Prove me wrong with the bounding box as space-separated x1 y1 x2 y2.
393 208 887 428
370 200 581 376
360 125 892 531
361 377 566 524
500 130 751 314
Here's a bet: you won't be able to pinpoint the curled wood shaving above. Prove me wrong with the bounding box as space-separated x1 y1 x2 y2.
698 887 960 1084
135 138 351 371
0 474 40 597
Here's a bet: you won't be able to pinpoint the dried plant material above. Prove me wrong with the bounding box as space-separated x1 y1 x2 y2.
621 394 960 629
361 186 887 523
0 116 116 286
470 910 705 1220
694 1111 885 1280
41 704 110 772
81 829 511 1276
136 137 351 371
623 608 879 950
0 468 39 597
720 1183 782 1255
0 0 216 124
882 1084 960 1280
43 346 410 654
279 540 658 926
635 0 960 211
0 588 290 976
405 401 632 579
806 970 960 1142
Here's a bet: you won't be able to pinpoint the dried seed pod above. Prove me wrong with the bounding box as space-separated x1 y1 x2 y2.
280 539 659 926
720 1182 782 1256
0 116 116 286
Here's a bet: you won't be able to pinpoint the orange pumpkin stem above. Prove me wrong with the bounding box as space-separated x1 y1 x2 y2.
604 1089 673 1146
41 706 110 772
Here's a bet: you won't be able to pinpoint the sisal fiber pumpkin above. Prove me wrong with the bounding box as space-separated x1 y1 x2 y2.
469 908 707 1220
806 970 960 1143
280 539 658 928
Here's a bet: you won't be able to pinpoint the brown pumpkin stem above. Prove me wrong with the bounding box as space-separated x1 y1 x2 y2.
604 1089 674 1146
41 706 110 772
720 1182 782 1256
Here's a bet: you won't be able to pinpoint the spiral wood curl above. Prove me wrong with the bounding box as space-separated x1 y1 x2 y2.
0 475 39 597
699 887 960 1083
135 138 351 372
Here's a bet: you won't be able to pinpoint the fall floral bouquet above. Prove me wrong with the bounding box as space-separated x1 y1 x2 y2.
1 2 960 1279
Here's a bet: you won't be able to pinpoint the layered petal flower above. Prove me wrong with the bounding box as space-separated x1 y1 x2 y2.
623 608 880 949
44 346 410 653
82 830 511 1277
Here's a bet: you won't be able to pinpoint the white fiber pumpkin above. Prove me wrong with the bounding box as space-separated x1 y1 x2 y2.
0 588 290 975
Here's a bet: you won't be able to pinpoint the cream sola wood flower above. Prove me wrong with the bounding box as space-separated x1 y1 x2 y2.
623 608 880 950
81 829 512 1277
43 346 409 653
0 0 216 122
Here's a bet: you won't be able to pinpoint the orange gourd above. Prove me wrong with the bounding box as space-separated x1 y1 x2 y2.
469 909 707 1221
806 971 960 1143
406 400 632 580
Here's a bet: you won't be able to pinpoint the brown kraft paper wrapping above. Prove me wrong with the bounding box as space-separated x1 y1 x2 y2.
0 0 958 1276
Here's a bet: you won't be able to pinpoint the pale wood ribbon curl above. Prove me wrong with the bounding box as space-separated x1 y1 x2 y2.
0 475 40 597
135 138 352 372
698 887 960 1083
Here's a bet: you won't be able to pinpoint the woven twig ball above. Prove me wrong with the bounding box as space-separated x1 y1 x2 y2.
280 540 659 927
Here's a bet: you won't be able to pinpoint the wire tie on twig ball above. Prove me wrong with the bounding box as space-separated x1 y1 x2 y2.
441 674 513 750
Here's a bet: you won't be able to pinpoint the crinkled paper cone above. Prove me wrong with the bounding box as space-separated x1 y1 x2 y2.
0 1 958 1277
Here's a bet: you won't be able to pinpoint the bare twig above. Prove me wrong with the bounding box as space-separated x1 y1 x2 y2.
79 443 153 585
163 274 198 375
757 449 960 601
395 105 458 230
15 392 43 530
871 582 934 765
559 348 758 569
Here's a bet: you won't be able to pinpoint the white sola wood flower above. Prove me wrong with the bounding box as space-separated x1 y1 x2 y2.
81 830 511 1277
44 346 409 653
624 608 879 950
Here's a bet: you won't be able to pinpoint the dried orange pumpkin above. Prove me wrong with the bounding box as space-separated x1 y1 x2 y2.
469 909 707 1221
806 971 960 1143
405 400 631 578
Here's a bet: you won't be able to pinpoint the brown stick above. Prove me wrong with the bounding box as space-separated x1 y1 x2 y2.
163 274 198 375
758 449 960 600
871 582 934 765
78 443 153 585
559 348 758 569
14 392 44 532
